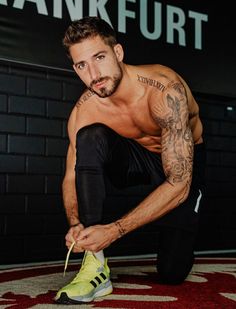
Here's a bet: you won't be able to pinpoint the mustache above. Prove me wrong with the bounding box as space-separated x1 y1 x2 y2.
90 77 109 87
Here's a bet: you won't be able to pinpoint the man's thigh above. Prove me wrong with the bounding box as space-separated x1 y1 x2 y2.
107 137 165 188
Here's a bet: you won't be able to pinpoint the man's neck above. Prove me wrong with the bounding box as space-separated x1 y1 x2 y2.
107 64 137 106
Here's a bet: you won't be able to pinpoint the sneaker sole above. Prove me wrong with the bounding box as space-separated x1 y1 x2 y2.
55 281 113 304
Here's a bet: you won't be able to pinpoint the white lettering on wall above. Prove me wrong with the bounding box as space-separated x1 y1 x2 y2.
53 0 83 20
189 10 208 50
0 0 209 50
140 0 162 40
118 0 136 33
0 0 7 5
89 0 112 26
167 5 186 47
13 0 48 15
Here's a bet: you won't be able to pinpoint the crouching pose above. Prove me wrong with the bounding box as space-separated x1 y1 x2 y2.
55 16 205 304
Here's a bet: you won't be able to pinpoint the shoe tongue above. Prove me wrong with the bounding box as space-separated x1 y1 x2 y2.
84 251 101 267
84 251 96 262
86 251 93 256
84 251 94 260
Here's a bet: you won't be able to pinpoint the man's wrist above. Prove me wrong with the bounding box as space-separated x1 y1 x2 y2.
114 220 126 238
70 222 81 228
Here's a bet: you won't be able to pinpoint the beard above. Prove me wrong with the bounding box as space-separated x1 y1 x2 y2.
89 65 123 98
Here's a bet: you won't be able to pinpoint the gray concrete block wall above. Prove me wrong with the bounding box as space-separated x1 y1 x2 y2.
0 61 236 264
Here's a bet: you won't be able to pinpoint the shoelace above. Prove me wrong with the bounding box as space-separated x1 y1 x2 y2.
63 241 75 277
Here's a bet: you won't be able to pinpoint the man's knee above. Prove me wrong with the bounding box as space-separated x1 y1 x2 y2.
76 123 112 165
157 257 194 285
76 123 111 147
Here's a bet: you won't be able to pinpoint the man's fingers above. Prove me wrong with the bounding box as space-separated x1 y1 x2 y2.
76 236 90 247
65 235 73 243
65 225 85 242
65 240 74 249
75 233 95 251
76 227 93 241
72 245 84 253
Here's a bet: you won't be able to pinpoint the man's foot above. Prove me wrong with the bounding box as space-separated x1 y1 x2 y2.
55 251 113 304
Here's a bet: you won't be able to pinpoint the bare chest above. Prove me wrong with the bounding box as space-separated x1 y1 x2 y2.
100 102 159 136
77 101 162 152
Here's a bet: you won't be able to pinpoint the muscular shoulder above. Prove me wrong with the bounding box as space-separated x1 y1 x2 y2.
146 72 189 130
136 64 197 117
75 88 96 109
67 89 99 143
136 64 180 89
69 89 97 128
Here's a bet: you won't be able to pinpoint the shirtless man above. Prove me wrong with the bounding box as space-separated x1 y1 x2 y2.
55 16 205 304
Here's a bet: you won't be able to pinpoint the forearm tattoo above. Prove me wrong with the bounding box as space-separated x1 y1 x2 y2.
152 82 193 202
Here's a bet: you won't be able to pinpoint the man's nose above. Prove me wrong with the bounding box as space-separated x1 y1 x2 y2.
88 65 100 81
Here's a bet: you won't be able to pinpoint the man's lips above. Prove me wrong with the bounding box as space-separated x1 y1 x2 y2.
91 78 108 89
94 80 106 88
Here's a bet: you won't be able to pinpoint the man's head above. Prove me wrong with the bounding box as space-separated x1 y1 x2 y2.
63 17 124 98
63 16 117 60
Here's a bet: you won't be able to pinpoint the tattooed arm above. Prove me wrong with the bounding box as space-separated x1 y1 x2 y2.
109 81 194 237
152 81 194 202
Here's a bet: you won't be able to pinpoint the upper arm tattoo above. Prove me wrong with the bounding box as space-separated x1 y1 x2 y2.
151 82 194 197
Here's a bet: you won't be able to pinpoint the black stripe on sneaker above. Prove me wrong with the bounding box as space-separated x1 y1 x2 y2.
95 276 102 284
90 280 97 288
100 272 106 280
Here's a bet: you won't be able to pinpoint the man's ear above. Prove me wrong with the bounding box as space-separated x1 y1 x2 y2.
113 44 124 62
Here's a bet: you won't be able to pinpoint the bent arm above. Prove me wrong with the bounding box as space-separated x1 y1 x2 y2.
112 81 194 237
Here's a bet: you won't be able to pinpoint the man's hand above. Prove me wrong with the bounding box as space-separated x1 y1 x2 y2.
65 223 85 253
75 224 118 253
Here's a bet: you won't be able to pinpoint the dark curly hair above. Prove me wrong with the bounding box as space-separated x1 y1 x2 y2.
63 16 117 59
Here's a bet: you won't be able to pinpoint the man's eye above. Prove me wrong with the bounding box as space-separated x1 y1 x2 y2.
77 63 86 70
97 55 105 61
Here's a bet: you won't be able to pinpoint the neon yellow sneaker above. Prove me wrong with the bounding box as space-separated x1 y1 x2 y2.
55 251 113 304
